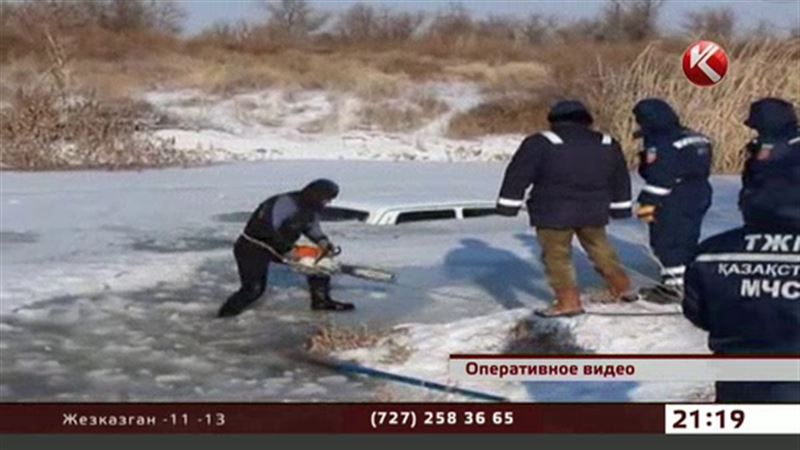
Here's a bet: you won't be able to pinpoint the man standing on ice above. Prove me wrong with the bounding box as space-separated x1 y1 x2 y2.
633 98 713 304
496 100 635 318
683 149 800 403
218 179 354 317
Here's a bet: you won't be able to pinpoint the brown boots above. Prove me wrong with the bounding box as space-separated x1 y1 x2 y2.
604 271 639 303
535 287 585 318
535 273 636 319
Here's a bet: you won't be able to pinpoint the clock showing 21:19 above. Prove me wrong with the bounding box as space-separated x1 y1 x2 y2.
671 408 745 430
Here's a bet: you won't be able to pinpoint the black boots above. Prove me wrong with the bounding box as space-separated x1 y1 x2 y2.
309 276 354 312
219 277 354 317
218 298 248 317
218 282 266 317
311 297 355 311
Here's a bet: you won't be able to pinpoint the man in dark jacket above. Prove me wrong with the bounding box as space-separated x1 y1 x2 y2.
683 149 800 403
633 98 713 304
218 179 354 317
741 98 799 204
496 100 634 317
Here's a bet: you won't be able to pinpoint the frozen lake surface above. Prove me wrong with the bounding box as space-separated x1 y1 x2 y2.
0 161 742 401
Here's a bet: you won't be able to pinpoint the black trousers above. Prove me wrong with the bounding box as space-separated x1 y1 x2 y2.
649 182 712 279
224 237 330 310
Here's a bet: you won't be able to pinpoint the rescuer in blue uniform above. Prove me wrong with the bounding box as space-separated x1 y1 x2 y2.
633 98 713 303
683 149 800 403
741 97 799 205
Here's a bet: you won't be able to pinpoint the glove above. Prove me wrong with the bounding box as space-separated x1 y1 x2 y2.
636 204 657 223
318 239 342 256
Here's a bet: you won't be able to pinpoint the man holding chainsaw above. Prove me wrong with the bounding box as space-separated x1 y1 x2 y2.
218 179 354 318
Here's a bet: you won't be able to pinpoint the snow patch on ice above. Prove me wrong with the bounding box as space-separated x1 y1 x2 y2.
1 252 211 314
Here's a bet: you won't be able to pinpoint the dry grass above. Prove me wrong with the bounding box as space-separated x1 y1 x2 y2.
164 49 412 99
369 51 446 80
358 93 449 132
586 39 800 172
534 41 654 94
448 39 798 173
307 323 389 354
445 42 645 139
3 37 795 173
306 323 411 364
0 86 198 170
447 92 556 139
0 24 200 171
1 2 796 173
443 60 551 93
379 339 413 365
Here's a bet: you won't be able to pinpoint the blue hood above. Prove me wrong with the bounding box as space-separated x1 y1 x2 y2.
632 98 682 138
745 98 798 142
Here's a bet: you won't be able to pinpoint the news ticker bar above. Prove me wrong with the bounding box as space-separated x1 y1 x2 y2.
449 355 800 382
0 404 798 434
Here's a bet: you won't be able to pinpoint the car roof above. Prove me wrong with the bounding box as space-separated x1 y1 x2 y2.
330 200 497 216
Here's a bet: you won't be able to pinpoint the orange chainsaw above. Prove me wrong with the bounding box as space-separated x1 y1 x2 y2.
287 244 395 283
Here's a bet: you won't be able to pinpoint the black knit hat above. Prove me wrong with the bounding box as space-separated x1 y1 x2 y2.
548 100 594 125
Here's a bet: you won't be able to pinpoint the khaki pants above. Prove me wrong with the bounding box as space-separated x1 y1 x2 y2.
536 226 628 292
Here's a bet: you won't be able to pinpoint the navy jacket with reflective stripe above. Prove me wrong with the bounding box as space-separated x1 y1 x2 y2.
637 129 713 206
683 150 800 355
741 130 800 201
496 122 632 228
683 226 800 354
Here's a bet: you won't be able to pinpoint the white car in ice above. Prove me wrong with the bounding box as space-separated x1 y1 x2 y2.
321 201 503 225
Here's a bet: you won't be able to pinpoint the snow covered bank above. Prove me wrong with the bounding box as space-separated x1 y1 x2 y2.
143 83 524 163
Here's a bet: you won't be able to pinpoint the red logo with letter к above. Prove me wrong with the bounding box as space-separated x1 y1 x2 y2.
682 40 729 87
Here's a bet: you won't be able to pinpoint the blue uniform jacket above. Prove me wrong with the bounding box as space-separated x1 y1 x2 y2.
683 149 800 402
633 99 713 208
